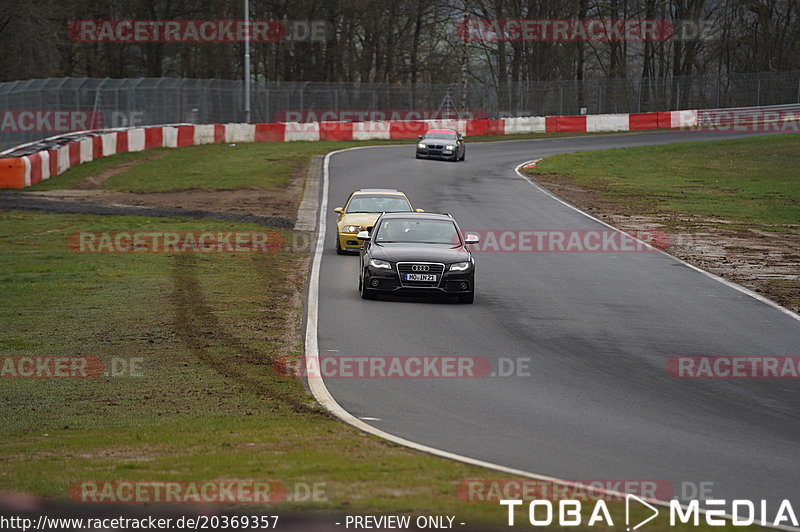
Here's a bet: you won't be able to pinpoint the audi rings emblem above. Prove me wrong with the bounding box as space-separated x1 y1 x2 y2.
411 265 430 272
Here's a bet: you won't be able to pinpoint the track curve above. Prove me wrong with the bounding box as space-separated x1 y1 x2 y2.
312 130 800 520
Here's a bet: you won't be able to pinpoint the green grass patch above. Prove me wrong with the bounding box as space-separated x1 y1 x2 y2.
527 133 800 227
0 210 762 531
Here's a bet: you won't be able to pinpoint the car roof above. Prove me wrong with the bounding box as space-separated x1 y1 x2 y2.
352 188 405 196
378 212 453 221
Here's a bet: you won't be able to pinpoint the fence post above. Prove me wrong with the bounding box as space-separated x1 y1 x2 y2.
637 81 642 113
597 83 602 114
756 78 761 106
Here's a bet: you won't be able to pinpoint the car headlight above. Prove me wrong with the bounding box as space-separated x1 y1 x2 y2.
449 261 471 271
417 143 426 149
342 225 363 233
445 145 455 150
369 259 392 269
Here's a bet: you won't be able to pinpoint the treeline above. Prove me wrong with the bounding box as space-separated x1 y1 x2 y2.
0 0 798 85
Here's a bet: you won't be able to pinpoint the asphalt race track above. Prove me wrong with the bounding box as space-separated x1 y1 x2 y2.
315 130 800 520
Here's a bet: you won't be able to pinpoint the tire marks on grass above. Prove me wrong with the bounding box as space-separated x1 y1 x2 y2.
170 253 322 415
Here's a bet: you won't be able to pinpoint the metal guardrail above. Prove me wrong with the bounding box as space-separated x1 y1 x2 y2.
2 72 799 150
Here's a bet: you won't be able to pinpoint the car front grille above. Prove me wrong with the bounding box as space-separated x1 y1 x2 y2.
397 262 445 288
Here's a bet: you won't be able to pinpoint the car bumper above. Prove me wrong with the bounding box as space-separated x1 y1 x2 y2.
416 149 456 159
337 233 362 252
363 267 473 294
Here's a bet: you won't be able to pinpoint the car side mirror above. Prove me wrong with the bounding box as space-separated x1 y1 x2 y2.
415 208 425 213
356 230 371 241
464 234 480 245
418 135 424 140
333 207 343 214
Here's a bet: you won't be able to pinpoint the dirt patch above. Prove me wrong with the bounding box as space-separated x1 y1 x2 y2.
73 152 169 189
20 186 298 219
22 154 308 219
169 254 322 415
0 194 295 228
529 172 800 313
15 167 305 220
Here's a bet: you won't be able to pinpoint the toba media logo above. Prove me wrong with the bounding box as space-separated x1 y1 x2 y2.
500 496 798 529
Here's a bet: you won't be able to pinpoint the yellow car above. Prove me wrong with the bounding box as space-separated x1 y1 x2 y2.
333 189 422 254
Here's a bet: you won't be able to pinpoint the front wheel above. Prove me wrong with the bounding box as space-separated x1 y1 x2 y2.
360 272 378 300
335 235 346 255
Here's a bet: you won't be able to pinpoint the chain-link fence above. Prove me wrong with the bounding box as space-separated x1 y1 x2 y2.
2 71 799 149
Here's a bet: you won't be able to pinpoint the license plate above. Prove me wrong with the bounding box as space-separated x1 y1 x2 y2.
404 273 437 282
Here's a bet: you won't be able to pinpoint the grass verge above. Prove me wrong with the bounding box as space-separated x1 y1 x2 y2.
526 133 800 227
24 130 643 193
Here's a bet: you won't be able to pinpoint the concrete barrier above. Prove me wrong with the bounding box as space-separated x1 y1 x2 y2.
2 107 727 189
128 128 146 152
587 114 629 132
546 115 587 133
284 122 320 142
319 122 353 141
629 112 660 130
503 116 546 134
255 123 286 142
353 121 391 140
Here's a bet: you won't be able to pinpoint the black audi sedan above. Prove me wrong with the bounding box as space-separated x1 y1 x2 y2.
356 212 478 303
415 129 466 161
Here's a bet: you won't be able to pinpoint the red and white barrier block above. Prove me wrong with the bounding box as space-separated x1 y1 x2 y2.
0 110 707 189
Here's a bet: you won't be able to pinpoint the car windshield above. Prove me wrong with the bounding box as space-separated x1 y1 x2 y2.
424 131 458 140
375 219 459 244
346 196 411 213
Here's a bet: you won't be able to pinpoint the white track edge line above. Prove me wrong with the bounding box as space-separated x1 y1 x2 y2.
303 145 799 531
514 160 800 324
